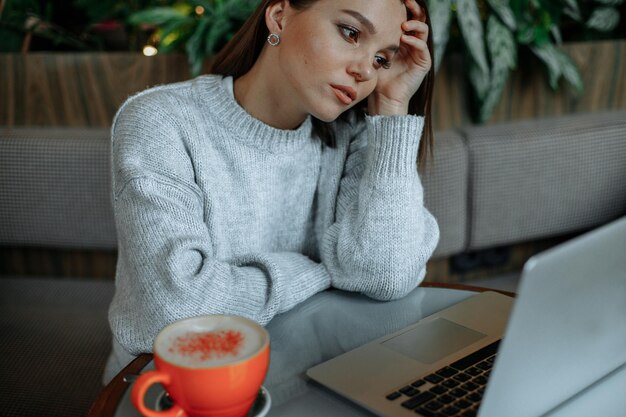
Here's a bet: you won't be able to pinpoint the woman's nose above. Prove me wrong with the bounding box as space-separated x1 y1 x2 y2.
347 58 374 82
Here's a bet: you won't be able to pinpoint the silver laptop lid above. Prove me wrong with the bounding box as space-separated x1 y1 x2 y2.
479 216 626 417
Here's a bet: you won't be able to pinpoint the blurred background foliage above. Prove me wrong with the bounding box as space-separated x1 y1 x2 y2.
429 0 626 121
0 0 624 121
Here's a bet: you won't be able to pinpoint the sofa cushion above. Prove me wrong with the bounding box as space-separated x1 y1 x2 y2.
0 276 114 417
0 128 116 249
423 129 468 257
465 110 626 250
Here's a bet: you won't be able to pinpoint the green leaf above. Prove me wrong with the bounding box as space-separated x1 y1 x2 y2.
469 61 491 100
186 17 211 76
158 16 195 48
516 23 535 44
456 0 489 74
533 26 550 45
478 65 510 122
562 0 582 21
223 0 262 21
205 16 232 55
530 43 562 89
189 0 214 11
551 25 562 45
484 0 517 30
477 16 516 122
554 49 583 92
427 0 452 72
129 7 187 26
487 16 516 69
594 0 623 5
586 7 620 31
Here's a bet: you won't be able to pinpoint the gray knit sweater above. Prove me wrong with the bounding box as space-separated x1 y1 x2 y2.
106 74 439 377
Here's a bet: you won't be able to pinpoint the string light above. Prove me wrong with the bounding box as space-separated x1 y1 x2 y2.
143 45 158 56
195 6 205 15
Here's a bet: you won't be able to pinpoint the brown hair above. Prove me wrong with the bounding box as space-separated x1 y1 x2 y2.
209 0 435 166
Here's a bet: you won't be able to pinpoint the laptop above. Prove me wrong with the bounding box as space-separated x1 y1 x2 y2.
307 216 626 417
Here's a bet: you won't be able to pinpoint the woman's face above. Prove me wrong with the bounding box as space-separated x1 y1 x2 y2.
272 0 407 122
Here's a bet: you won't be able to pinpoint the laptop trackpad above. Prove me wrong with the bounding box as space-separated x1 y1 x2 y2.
381 318 486 364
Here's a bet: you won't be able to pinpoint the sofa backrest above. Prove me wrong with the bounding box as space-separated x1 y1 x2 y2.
0 128 116 249
2 110 625 258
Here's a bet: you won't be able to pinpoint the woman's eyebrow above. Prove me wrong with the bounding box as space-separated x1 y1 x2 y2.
340 9 377 34
340 9 400 53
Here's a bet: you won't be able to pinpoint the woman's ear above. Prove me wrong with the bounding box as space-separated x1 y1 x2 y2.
265 0 290 34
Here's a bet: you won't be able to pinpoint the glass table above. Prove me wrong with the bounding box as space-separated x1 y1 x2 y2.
89 283 512 417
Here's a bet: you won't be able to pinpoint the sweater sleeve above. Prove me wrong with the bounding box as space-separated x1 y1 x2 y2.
320 115 440 300
109 93 330 356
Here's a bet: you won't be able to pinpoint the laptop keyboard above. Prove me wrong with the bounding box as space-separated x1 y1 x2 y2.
385 340 500 417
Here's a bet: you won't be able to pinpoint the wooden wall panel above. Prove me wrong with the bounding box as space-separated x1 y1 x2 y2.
1 41 624 130
0 53 193 127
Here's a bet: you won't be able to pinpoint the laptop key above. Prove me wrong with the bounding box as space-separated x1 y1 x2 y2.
400 386 420 396
441 405 460 416
455 399 472 409
412 379 427 388
442 379 460 388
402 392 436 409
436 367 458 378
467 392 482 402
453 373 471 382
461 382 478 391
386 391 402 401
438 394 455 404
429 385 448 395
466 367 482 376
450 341 500 370
449 388 468 398
414 408 441 417
473 375 487 385
425 373 444 384
424 400 444 411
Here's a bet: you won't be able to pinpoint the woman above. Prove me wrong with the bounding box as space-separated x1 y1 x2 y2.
104 0 439 382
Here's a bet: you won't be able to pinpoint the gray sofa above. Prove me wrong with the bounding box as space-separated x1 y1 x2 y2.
2 109 625 260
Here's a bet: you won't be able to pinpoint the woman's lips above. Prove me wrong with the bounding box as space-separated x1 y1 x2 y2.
330 85 357 105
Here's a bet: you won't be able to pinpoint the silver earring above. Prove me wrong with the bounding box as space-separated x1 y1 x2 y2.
267 33 280 46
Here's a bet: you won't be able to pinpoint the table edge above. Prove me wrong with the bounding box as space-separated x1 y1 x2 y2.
87 352 153 417
420 282 516 298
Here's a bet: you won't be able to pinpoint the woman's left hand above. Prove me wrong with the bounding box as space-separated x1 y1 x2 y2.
368 0 431 116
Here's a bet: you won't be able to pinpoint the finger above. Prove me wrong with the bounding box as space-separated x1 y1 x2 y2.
404 0 426 22
402 20 429 40
400 34 432 69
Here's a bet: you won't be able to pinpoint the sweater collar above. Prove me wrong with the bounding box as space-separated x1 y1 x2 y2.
192 75 315 153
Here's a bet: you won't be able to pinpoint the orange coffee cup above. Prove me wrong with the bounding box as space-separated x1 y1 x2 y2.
131 315 270 417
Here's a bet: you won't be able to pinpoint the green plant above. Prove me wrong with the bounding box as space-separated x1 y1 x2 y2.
0 0 91 52
128 0 260 76
72 0 175 50
0 0 176 52
428 0 624 122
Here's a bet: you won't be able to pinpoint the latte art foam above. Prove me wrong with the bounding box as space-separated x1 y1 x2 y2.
156 316 266 368
169 329 244 360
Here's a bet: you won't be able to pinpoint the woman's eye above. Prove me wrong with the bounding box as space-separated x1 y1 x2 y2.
338 25 359 43
374 55 391 69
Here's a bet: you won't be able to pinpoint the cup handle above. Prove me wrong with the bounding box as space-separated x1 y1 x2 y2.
131 370 186 417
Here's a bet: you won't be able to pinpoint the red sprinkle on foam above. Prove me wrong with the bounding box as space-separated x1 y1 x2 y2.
169 330 245 361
